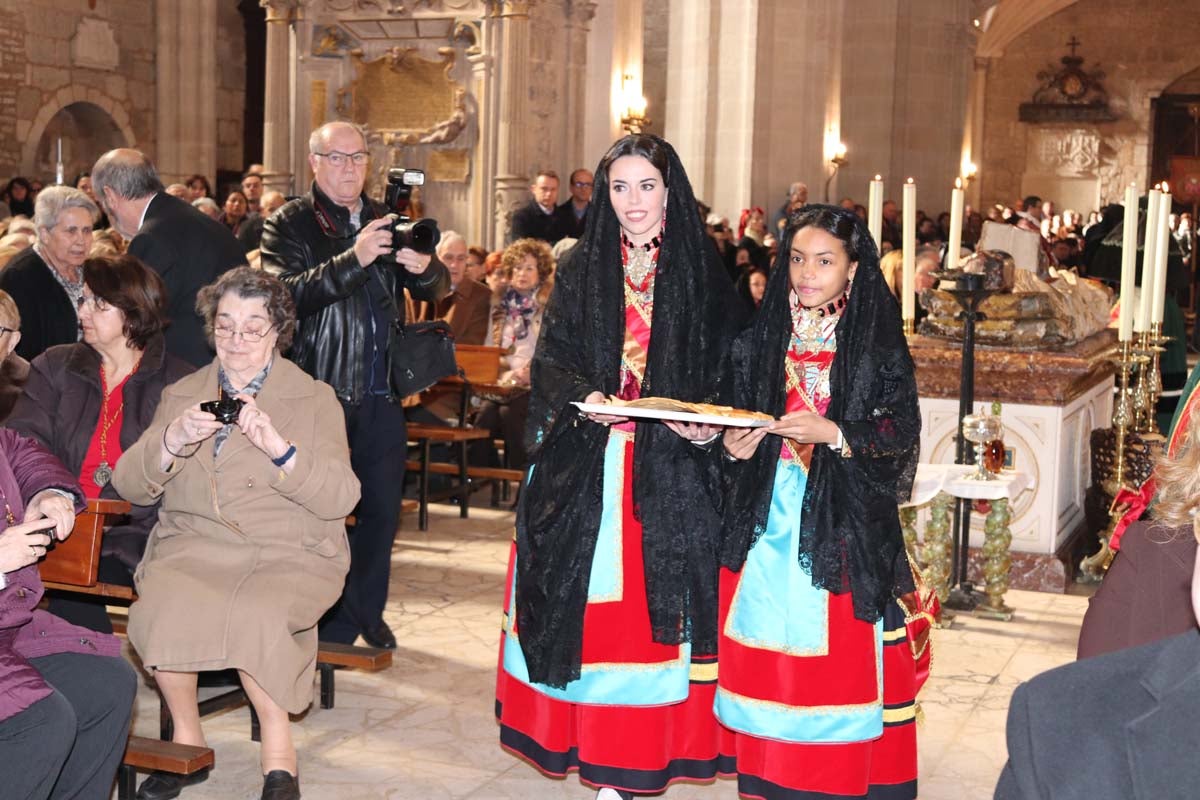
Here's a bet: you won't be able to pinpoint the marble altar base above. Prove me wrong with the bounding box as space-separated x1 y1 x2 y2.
911 331 1116 564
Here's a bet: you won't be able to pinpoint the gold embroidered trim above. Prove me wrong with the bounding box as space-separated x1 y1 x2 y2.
724 572 830 657
689 660 718 682
588 432 627 604
716 683 882 716
882 704 917 723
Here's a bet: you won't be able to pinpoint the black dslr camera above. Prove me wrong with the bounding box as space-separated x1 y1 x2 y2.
201 397 245 424
383 168 440 255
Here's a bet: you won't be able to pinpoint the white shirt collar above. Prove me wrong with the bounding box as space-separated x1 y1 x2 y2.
137 193 159 231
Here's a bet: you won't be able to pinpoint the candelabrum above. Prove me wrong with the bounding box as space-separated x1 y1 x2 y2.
1079 339 1141 581
903 318 915 337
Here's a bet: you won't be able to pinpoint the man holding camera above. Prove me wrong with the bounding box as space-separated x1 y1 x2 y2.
260 121 449 649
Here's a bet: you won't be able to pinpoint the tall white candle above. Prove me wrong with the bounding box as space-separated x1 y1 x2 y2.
902 178 916 322
1151 186 1172 325
1136 188 1161 333
868 175 884 249
947 178 964 270
1117 183 1138 341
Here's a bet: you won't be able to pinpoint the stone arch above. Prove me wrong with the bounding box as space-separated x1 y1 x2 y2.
20 87 136 177
977 0 1083 58
1163 63 1200 95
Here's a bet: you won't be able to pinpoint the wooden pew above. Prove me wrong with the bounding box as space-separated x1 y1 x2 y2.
118 736 213 800
39 498 131 594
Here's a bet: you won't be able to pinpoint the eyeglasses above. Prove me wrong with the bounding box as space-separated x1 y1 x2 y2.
313 151 369 168
0 326 16 335
572 181 593 188
213 324 274 343
76 295 110 312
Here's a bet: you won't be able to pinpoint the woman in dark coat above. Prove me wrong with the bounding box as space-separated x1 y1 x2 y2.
8 253 193 632
0 427 137 799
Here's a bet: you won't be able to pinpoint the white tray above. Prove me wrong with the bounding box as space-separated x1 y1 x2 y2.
572 402 773 428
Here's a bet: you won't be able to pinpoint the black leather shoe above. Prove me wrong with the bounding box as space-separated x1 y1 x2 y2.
136 768 209 800
261 769 301 800
361 620 397 649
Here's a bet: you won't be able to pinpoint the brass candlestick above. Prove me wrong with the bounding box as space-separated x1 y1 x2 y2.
903 318 915 336
1079 339 1140 581
1143 322 1170 436
1131 328 1153 433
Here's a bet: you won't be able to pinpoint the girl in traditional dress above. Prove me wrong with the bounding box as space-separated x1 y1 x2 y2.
721 205 922 800
496 134 742 799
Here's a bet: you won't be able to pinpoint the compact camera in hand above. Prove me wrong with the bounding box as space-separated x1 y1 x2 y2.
200 397 245 424
383 168 441 256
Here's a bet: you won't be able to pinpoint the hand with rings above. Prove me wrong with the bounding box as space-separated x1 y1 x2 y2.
0 519 57 573
163 403 226 460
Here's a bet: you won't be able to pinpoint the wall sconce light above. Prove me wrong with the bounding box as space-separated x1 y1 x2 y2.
824 142 848 201
962 162 978 188
620 74 650 134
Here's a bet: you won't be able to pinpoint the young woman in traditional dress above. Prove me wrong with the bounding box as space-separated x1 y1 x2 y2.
495 134 742 799
720 204 922 799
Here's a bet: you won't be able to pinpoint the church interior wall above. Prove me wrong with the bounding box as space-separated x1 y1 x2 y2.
980 0 1200 214
0 0 156 182
216 0 248 179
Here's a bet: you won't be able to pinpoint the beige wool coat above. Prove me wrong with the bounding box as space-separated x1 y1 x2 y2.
113 356 359 713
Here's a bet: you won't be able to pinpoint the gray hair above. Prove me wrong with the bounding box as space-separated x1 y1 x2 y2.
308 121 368 155
192 197 219 213
195 266 296 352
435 230 466 258
34 186 99 231
91 148 165 201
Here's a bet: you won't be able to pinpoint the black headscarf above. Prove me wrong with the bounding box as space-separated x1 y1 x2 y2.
722 205 919 623
515 135 743 688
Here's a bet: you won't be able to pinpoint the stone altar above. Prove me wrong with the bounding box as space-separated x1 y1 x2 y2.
909 329 1117 591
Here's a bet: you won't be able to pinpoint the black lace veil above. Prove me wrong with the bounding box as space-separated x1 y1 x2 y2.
515 135 742 688
721 205 919 622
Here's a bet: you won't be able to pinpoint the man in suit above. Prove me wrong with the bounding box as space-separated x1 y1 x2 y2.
91 150 244 366
995 532 1200 799
509 170 562 244
554 168 592 241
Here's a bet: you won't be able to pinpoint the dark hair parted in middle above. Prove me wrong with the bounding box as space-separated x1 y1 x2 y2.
82 254 169 349
195 266 296 352
784 204 865 263
596 133 671 187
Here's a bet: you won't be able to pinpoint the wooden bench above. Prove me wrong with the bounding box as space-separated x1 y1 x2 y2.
314 641 393 709
118 736 213 800
406 424 491 530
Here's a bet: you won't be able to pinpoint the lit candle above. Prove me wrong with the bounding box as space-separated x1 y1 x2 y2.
868 175 884 249
1118 183 1138 341
1136 187 1161 333
902 178 916 322
1151 184 1172 325
947 178 964 270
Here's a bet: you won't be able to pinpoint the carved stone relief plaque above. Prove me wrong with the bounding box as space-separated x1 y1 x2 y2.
336 46 467 145
1030 128 1100 177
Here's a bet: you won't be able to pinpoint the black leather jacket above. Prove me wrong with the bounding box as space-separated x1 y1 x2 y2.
260 183 450 404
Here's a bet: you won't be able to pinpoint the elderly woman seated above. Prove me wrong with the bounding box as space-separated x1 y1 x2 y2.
7 253 193 632
0 428 137 798
0 186 98 361
113 267 360 800
475 238 555 471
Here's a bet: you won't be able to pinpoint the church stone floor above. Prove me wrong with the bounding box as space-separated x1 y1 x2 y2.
120 502 1090 800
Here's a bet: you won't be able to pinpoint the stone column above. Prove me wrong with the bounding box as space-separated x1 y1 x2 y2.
261 0 298 195
469 7 499 248
155 0 218 185
563 1 598 171
664 0 713 199
492 0 535 245
963 56 990 209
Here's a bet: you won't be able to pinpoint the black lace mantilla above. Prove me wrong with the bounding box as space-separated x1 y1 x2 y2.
721 205 919 623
